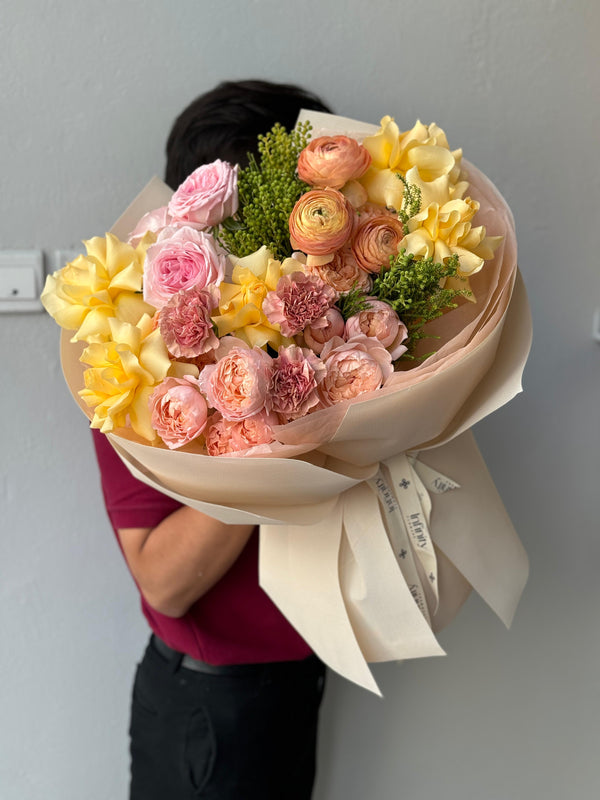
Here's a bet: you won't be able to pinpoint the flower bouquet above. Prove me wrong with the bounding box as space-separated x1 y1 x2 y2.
43 110 531 693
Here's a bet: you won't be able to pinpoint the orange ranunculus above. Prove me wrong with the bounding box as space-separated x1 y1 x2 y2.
351 214 406 274
297 135 372 190
289 189 354 257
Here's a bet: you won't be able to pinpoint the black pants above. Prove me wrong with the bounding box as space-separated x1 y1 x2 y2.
129 636 326 799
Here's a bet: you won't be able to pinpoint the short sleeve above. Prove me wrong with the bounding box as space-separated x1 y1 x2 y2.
91 429 182 530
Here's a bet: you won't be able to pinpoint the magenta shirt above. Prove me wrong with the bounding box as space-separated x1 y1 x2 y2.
91 429 312 664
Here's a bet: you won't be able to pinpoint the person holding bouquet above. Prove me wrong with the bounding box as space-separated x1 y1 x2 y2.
92 79 332 800
43 68 529 800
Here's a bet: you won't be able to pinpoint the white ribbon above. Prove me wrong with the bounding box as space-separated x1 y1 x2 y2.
368 454 460 623
260 453 464 694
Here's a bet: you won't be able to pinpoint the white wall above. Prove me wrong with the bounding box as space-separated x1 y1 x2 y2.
1 1 598 798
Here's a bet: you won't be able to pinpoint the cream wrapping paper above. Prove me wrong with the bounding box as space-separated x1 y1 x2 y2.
59 112 531 693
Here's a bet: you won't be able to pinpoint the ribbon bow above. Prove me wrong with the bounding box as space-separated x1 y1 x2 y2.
259 432 529 695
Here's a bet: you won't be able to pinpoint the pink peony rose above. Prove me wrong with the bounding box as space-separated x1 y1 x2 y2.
168 160 238 228
262 271 336 337
159 284 220 358
143 227 226 309
302 307 345 354
305 246 372 295
204 410 277 456
351 214 406 273
319 334 393 406
345 298 408 359
289 189 354 256
197 344 272 420
297 135 371 190
266 345 326 420
128 206 171 247
149 375 208 449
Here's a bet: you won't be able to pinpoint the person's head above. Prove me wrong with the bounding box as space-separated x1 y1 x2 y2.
165 79 332 188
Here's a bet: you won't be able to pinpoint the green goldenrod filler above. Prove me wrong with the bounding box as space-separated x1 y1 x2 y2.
336 284 372 321
219 122 313 260
396 174 422 235
372 250 469 357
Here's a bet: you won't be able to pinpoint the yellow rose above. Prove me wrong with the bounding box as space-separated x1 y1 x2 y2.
212 246 297 349
359 117 465 211
40 232 155 343
79 314 186 441
401 197 502 298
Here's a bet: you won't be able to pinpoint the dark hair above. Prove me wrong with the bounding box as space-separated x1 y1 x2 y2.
165 79 333 188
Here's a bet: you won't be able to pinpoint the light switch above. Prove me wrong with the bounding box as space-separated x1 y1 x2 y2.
0 250 44 313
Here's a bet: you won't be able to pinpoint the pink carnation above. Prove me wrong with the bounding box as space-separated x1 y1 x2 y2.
303 307 345 355
262 271 336 337
319 334 393 406
204 410 277 456
345 298 408 359
159 284 220 358
143 227 226 309
168 160 238 228
266 345 326 420
149 376 208 449
197 344 272 421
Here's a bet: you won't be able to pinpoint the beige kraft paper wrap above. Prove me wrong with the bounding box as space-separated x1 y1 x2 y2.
60 112 531 694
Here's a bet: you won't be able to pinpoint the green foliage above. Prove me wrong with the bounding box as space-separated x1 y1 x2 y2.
218 122 313 260
396 174 422 234
336 284 372 321
372 250 470 356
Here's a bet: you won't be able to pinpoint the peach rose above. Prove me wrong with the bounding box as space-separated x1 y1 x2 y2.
302 307 345 355
345 298 408 359
297 136 371 190
143 227 226 309
197 344 272 421
319 334 393 406
305 246 372 295
149 375 208 449
289 189 354 256
168 160 238 228
204 410 277 456
351 214 406 273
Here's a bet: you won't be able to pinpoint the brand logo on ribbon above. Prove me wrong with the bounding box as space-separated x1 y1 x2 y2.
368 454 460 624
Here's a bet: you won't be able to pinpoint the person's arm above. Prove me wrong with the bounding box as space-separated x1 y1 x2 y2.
118 507 255 618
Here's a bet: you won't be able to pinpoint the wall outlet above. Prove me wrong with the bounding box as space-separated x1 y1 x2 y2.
0 250 44 313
